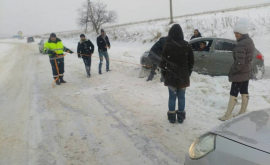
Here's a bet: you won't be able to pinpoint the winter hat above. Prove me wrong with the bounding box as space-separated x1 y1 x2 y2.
101 29 105 33
80 34 85 38
168 24 184 41
50 33 56 37
233 18 250 35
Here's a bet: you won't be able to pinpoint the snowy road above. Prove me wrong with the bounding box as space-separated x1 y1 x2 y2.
0 41 270 165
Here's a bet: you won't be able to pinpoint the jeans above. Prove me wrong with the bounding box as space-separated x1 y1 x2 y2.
168 87 186 111
230 81 249 97
83 57 92 75
99 51 109 72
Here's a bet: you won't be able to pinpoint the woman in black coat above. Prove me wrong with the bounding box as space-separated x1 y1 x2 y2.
160 24 194 124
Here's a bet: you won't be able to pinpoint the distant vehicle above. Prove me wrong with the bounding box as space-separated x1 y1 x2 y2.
38 39 45 54
185 109 270 165
140 37 265 79
27 37 34 43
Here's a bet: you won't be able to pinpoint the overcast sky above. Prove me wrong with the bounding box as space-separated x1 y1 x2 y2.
1 0 269 38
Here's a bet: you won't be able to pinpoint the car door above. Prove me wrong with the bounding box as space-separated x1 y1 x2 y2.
208 39 236 76
190 39 213 74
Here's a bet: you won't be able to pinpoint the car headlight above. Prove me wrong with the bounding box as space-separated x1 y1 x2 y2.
189 133 216 159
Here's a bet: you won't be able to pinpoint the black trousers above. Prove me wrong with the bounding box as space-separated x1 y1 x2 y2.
83 57 92 67
83 57 92 75
50 58 64 77
230 80 249 97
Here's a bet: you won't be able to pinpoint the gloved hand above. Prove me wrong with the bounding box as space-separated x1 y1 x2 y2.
78 55 82 58
69 50 74 54
51 51 57 57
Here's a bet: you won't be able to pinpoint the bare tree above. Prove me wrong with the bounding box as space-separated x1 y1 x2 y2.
77 0 117 35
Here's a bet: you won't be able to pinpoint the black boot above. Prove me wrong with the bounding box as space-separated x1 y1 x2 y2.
54 77 61 85
167 111 176 123
99 71 102 74
176 111 186 123
59 76 67 83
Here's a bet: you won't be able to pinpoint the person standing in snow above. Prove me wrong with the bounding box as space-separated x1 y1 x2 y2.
77 34 95 78
97 29 111 74
190 29 202 40
44 33 74 85
218 18 254 121
161 24 194 124
147 37 168 81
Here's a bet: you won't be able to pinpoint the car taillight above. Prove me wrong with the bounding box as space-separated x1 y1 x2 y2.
256 54 264 60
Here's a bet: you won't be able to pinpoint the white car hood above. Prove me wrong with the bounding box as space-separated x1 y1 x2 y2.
212 109 270 153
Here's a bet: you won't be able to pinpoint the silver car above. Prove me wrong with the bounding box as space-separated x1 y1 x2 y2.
38 39 45 54
185 109 270 165
140 37 265 79
190 37 265 79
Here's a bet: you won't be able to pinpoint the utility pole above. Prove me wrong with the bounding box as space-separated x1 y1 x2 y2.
169 0 174 24
85 0 91 33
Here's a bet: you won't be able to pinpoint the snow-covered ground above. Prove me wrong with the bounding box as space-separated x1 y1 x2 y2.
1 3 270 165
0 34 270 165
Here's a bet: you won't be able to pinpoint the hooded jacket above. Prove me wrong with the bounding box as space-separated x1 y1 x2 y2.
161 24 194 88
229 34 255 82
77 38 95 58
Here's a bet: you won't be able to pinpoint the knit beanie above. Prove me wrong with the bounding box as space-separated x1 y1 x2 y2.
50 33 56 37
233 18 250 35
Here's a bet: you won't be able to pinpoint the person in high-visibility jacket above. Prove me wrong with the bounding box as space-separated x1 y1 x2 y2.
44 33 74 85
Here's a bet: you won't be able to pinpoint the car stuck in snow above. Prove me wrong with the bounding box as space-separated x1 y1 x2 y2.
140 37 265 79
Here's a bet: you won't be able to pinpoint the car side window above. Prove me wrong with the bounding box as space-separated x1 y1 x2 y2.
215 40 236 52
191 40 213 52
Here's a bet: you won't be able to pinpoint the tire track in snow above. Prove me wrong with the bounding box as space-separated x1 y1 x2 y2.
95 93 183 165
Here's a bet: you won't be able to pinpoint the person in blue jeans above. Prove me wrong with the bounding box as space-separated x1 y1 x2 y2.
97 29 111 74
168 87 186 112
160 24 194 124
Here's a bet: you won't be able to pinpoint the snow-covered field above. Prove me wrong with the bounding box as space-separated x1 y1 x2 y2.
1 3 270 165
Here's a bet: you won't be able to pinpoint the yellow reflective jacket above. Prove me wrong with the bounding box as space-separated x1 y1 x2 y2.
43 38 66 56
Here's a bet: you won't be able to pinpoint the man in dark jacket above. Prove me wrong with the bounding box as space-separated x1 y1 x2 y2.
43 33 74 85
147 37 168 81
161 24 194 124
190 29 202 40
77 34 95 78
219 18 255 121
97 29 111 74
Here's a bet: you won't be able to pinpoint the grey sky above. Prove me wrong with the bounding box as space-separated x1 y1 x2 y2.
1 0 269 38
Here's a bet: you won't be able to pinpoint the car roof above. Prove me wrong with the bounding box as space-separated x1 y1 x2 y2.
212 109 270 153
189 37 236 43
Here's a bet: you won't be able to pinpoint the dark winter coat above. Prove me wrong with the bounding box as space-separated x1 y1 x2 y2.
97 35 111 52
229 34 255 82
77 39 95 58
161 24 195 89
149 37 168 67
190 33 202 40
